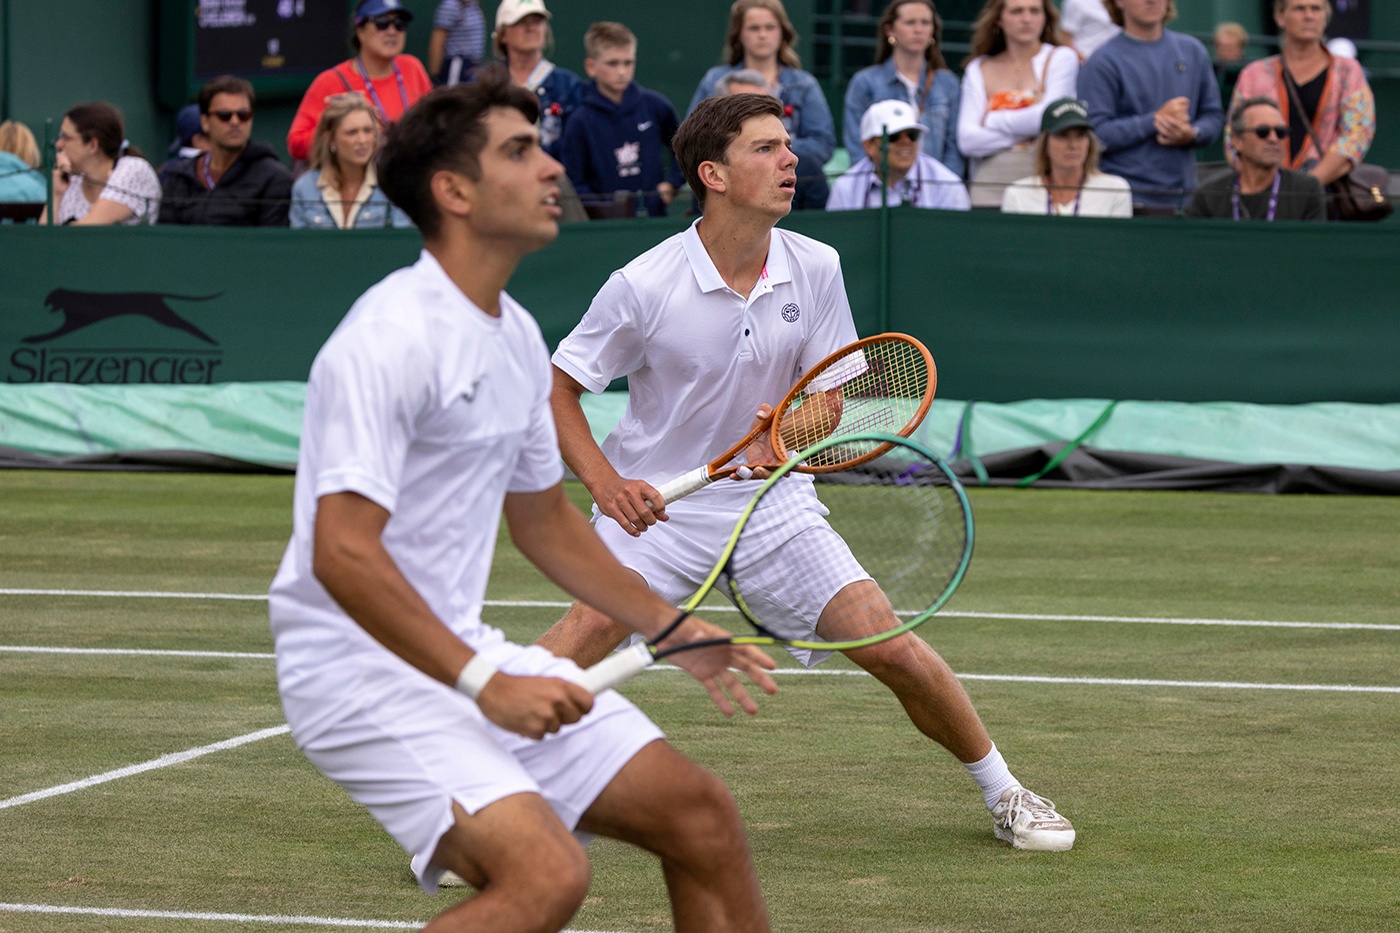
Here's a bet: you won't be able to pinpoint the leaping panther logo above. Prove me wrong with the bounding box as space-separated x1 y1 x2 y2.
26 288 221 345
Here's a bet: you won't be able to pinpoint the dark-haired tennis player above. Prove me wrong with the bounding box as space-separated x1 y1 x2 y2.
539 92 1075 852
268 73 776 933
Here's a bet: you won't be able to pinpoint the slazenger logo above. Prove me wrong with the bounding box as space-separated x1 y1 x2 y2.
8 288 225 385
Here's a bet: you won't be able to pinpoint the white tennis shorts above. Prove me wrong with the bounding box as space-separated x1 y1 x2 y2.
279 641 664 893
594 491 871 667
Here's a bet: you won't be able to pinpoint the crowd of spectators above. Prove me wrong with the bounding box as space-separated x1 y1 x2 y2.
0 0 1379 226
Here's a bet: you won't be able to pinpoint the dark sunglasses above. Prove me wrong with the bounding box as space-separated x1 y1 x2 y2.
208 109 253 123
886 129 922 143
370 14 409 31
1246 124 1289 140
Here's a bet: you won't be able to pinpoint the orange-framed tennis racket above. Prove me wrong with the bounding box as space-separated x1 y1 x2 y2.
651 333 936 505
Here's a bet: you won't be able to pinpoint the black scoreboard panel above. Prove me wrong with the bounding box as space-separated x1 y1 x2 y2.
161 0 355 106
194 0 349 80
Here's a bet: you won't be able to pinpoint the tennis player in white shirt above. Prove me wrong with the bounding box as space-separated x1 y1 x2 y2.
268 73 776 933
539 92 1074 854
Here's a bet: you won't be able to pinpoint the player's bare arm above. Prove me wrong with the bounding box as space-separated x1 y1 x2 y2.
312 491 593 739
504 484 778 715
551 365 668 534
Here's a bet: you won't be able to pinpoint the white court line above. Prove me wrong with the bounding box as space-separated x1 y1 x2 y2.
3 646 1397 695
0 904 637 932
3 588 1396 632
0 904 421 929
0 725 289 811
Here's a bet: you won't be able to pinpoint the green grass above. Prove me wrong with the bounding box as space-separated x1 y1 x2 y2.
1 470 1398 932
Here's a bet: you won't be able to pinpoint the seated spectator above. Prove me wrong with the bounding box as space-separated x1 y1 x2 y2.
428 0 486 85
1001 97 1132 216
1213 22 1248 66
842 0 964 179
1077 0 1223 212
0 120 46 203
46 102 160 225
1229 0 1375 208
491 0 583 156
160 75 293 227
1187 96 1325 221
827 99 970 211
559 22 684 218
1059 0 1119 59
290 94 411 229
958 0 1079 208
715 68 773 97
287 0 432 165
690 0 835 209
157 104 210 184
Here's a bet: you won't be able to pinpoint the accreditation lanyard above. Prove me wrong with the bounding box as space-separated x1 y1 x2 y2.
1232 172 1281 222
355 57 409 123
1046 187 1082 216
199 153 219 190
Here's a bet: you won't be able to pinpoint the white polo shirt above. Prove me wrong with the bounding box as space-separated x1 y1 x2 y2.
552 219 858 517
269 250 563 718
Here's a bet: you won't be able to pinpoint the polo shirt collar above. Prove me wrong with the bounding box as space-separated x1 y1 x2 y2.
681 218 793 295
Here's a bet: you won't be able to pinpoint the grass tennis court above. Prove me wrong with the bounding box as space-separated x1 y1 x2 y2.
2 470 1397 932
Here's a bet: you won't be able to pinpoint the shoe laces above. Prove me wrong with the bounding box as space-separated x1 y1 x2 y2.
1001 787 1059 824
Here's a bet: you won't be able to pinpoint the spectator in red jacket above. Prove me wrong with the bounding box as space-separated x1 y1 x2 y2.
286 0 432 165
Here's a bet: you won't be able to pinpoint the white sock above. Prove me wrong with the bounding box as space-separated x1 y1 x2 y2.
964 743 1018 810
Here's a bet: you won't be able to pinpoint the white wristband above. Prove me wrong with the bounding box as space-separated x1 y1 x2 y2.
455 654 499 700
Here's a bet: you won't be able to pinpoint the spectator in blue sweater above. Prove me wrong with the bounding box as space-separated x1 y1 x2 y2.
559 22 684 218
1077 0 1222 212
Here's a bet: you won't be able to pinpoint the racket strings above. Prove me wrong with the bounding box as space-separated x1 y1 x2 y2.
784 339 932 468
722 441 970 653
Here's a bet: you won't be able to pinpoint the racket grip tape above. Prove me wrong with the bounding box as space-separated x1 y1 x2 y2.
652 467 715 506
576 642 655 693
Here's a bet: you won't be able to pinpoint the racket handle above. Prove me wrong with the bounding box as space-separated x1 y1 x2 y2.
652 467 714 506
576 642 655 693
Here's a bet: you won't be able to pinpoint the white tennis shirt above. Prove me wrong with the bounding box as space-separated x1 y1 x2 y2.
269 250 563 703
553 219 858 515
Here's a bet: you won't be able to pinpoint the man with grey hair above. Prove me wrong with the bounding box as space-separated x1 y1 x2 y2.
714 68 773 97
1187 96 1325 221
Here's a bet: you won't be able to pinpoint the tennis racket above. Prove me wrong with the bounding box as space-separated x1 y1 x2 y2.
578 430 973 693
650 333 936 506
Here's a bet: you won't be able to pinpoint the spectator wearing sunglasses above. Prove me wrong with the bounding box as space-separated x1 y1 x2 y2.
287 0 432 165
160 76 294 226
1186 97 1324 221
827 99 969 211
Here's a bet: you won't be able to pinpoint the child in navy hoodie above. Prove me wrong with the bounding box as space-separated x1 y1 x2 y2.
559 22 684 217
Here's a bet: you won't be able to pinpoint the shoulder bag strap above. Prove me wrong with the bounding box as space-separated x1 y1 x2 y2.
1279 63 1327 164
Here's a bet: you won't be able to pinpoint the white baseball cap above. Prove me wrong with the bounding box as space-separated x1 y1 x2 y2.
496 0 551 29
860 100 922 143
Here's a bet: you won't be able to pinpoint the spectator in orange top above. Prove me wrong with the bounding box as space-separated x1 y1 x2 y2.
286 0 432 165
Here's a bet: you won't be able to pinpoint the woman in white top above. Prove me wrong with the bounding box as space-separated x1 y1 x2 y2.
1001 97 1132 217
47 102 160 225
957 0 1078 208
290 94 411 229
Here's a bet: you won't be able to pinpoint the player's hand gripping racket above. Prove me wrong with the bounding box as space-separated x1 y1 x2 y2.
579 431 973 693
651 333 936 506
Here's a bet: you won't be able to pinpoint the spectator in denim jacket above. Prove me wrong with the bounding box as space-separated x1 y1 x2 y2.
290 94 411 229
689 0 835 209
843 0 963 178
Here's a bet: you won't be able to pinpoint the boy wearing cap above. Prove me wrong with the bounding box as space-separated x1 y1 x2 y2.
559 22 684 217
287 0 432 164
157 104 209 185
826 99 969 211
491 0 583 156
1001 97 1133 217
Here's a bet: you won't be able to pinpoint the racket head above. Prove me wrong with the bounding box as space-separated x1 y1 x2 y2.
770 334 937 474
662 430 972 659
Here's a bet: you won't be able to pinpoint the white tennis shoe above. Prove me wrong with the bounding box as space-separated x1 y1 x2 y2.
991 786 1076 851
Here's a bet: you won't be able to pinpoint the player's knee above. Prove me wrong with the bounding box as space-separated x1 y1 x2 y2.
669 768 747 855
494 839 590 928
